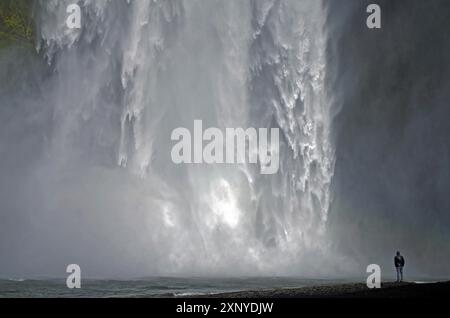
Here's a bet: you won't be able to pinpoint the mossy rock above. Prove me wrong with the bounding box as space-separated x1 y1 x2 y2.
0 0 34 49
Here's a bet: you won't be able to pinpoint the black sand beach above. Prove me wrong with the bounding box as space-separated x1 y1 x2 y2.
202 282 450 298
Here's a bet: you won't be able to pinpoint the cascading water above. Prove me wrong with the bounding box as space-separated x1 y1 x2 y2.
3 0 336 276
2 0 450 280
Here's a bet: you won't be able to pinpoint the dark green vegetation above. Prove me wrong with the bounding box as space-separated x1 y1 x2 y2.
0 0 34 49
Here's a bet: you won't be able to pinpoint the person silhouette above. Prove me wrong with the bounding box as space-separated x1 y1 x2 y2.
394 251 405 282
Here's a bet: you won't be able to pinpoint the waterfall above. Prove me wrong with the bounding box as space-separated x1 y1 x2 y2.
8 0 335 276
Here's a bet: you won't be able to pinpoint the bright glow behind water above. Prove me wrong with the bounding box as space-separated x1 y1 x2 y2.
29 0 337 276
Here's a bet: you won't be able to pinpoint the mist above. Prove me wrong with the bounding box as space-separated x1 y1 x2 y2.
326 0 450 277
0 0 449 279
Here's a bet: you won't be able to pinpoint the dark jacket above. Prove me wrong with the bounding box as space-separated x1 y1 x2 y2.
394 255 405 267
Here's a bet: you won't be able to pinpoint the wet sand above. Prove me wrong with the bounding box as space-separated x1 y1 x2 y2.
202 281 450 298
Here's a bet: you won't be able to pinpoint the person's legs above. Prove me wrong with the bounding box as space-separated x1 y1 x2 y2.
396 267 400 282
400 266 403 282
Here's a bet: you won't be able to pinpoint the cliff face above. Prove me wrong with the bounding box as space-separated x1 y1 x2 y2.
0 0 34 48
325 0 450 276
